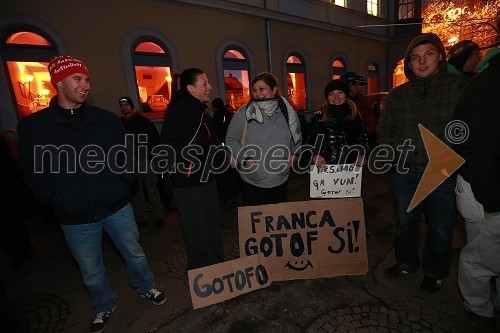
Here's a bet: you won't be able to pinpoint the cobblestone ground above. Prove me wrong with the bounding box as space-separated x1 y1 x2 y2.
165 225 240 287
12 294 69 332
306 297 463 333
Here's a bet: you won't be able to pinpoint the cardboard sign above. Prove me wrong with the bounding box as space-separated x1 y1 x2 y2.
188 253 271 309
238 198 367 281
310 164 362 198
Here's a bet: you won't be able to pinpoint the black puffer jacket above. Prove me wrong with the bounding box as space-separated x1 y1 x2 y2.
307 103 368 164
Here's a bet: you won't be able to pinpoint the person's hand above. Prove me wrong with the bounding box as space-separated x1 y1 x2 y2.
313 155 326 167
288 155 297 165
355 155 366 167
244 159 255 167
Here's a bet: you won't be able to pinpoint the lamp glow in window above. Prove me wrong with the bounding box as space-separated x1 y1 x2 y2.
7 61 55 117
367 0 378 16
332 58 347 79
286 55 307 111
2 31 57 118
367 63 380 94
392 59 408 88
132 41 172 117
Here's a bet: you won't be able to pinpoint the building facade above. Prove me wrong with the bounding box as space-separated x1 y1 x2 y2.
0 0 421 129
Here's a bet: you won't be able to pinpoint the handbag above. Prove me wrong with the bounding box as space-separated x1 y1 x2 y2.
227 119 248 168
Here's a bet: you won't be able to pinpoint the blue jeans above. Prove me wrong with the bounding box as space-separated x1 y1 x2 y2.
61 204 154 312
391 171 456 278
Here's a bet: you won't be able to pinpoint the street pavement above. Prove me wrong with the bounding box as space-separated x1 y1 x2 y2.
0 171 489 332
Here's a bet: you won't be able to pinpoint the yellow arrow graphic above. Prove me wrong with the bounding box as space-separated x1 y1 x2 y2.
407 124 465 212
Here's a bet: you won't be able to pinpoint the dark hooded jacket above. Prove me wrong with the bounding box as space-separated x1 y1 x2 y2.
17 99 137 225
121 110 159 161
378 33 471 172
159 90 217 188
454 51 500 213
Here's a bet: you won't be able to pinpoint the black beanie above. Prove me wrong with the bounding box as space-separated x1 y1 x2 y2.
448 40 479 71
118 96 134 109
211 97 224 109
324 79 349 100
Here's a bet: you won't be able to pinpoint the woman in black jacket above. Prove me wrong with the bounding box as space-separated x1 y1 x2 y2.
308 79 368 167
160 68 224 270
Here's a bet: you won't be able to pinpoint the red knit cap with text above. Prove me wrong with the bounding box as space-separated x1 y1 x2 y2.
48 55 90 86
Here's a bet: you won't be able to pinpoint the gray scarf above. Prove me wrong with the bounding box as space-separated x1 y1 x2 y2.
245 97 302 145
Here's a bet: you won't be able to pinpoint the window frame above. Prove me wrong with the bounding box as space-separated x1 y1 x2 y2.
1 25 59 120
121 31 179 122
221 47 251 110
330 55 349 79
283 51 308 111
215 39 255 110
130 38 173 119
330 0 346 7
397 0 415 21
367 0 379 17
366 61 380 94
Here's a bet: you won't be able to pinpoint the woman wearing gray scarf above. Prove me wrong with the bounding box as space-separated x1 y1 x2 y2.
225 72 302 206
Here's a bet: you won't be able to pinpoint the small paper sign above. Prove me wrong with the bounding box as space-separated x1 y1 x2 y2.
310 164 362 198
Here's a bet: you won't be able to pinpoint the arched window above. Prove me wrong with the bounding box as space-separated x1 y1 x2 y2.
393 59 408 88
223 49 250 110
132 39 172 118
367 62 380 94
332 58 347 79
286 54 307 111
2 29 58 118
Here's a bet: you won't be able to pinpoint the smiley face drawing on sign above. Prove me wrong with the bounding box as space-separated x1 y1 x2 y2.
284 231 319 271
285 259 313 271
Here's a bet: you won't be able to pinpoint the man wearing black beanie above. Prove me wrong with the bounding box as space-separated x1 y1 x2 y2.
119 96 165 229
447 40 480 76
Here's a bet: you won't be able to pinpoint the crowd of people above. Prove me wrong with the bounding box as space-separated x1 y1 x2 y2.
378 33 499 332
3 32 499 332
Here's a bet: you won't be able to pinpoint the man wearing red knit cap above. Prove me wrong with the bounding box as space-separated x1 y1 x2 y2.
48 55 91 86
17 55 166 333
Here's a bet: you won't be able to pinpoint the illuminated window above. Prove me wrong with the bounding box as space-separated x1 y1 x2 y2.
331 0 346 7
223 49 250 111
1 30 57 118
286 55 307 111
332 58 347 79
367 0 379 16
398 0 415 20
132 40 172 118
393 59 408 88
367 63 380 94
